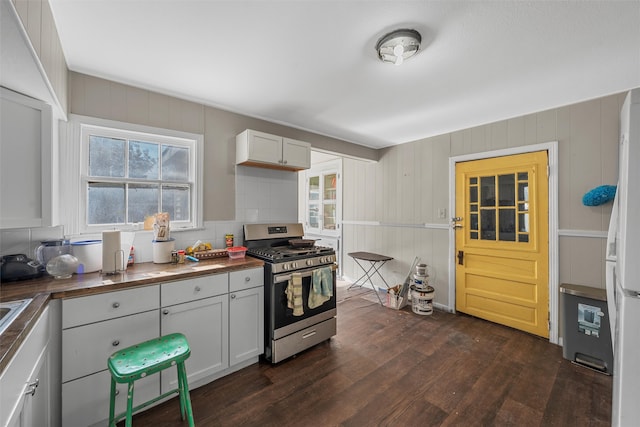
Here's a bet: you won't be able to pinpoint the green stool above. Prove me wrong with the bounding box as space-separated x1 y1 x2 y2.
107 333 195 427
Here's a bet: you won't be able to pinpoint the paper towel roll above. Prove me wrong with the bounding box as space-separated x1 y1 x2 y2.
102 230 122 273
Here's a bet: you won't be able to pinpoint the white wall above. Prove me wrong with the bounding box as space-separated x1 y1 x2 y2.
340 92 626 312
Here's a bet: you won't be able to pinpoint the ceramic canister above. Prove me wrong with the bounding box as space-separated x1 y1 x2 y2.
71 240 102 273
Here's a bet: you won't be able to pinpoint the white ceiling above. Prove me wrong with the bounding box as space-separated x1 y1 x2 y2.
48 1 640 149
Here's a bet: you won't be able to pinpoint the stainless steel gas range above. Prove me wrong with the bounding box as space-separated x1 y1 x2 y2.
243 223 337 363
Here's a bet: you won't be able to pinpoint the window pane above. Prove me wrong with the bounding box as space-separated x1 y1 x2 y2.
129 141 159 179
162 185 190 221
308 205 319 228
470 186 478 203
518 183 529 201
323 174 337 200
470 231 478 240
128 184 159 223
470 177 477 185
323 204 336 230
499 209 516 241
519 234 529 242
309 176 319 200
162 145 189 181
471 204 478 212
470 213 478 230
519 213 530 232
481 210 496 240
480 176 495 207
498 174 515 206
518 172 528 181
88 183 125 224
89 136 125 177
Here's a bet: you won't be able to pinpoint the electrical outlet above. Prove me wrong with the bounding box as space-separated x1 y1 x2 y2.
438 208 447 219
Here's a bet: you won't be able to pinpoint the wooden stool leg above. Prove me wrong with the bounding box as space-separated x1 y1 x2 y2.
108 377 117 427
125 381 135 427
177 362 195 427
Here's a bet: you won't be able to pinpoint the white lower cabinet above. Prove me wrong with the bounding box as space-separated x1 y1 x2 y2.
1 306 55 427
61 286 160 427
229 268 264 366
61 370 158 427
59 266 264 426
160 274 229 392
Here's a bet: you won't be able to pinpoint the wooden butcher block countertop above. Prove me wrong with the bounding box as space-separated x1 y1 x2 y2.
0 256 264 375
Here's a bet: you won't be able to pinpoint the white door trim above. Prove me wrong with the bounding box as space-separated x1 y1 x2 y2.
448 141 559 344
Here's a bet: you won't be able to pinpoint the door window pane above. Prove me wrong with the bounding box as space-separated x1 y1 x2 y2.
88 183 125 224
129 141 159 179
309 176 319 200
519 234 529 242
518 183 529 201
323 204 336 230
470 231 478 240
470 213 478 230
480 176 495 207
308 206 319 228
470 186 478 203
481 210 496 240
499 209 516 241
498 174 515 206
323 174 336 200
89 136 125 177
518 213 529 232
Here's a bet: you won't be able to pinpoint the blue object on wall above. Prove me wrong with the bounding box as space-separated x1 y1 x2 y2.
582 185 617 206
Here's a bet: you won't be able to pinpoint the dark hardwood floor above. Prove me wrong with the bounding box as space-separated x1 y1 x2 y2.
126 285 612 426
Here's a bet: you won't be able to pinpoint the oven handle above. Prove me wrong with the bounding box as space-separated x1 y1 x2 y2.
274 264 337 283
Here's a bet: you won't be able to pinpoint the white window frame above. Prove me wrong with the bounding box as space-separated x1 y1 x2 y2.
65 115 203 234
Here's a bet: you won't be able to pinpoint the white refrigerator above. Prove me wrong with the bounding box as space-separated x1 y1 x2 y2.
607 88 640 426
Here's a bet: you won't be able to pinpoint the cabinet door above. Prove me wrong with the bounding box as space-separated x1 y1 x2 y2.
229 286 264 366
0 87 53 229
19 344 50 427
247 130 282 164
62 310 159 382
62 369 159 427
160 295 229 392
282 137 310 169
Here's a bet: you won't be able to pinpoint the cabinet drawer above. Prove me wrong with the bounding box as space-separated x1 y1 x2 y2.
62 369 159 427
229 267 263 292
161 274 227 307
62 310 159 383
62 286 159 328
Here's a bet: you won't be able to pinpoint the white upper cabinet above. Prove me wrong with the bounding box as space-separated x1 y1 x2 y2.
236 129 310 171
1 87 53 229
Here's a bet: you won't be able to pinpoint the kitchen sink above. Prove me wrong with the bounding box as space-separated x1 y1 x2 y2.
0 298 32 335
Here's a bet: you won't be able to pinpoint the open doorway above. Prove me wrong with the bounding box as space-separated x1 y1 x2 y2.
299 151 343 276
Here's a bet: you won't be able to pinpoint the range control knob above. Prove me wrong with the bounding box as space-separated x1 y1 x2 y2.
306 259 314 266
282 264 289 271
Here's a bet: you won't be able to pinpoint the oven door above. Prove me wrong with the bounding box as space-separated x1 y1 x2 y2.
271 264 337 336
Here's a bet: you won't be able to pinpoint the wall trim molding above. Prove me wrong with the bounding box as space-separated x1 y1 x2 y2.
558 229 607 238
341 220 449 230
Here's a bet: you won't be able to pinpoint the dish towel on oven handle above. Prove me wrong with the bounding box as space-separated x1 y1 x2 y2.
309 266 333 309
286 272 304 316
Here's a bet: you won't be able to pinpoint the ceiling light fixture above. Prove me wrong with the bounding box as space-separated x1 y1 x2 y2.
376 28 421 66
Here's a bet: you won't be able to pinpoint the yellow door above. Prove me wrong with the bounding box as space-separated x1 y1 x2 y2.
455 151 549 337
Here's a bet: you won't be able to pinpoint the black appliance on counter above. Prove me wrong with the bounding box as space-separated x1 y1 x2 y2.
1 254 44 282
243 223 337 363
